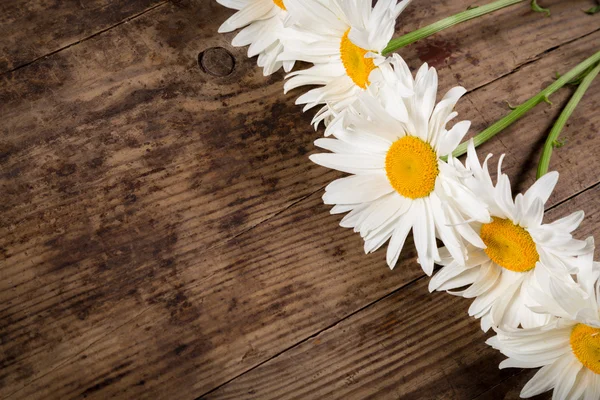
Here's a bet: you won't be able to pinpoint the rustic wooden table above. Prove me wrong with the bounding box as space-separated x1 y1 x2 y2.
1 0 599 399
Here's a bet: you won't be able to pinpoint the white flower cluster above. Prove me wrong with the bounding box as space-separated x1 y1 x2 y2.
217 0 600 397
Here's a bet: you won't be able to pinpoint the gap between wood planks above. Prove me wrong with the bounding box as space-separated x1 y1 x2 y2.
195 180 600 399
0 1 169 78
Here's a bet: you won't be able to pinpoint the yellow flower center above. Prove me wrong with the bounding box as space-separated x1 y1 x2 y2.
385 136 439 199
273 0 286 10
480 217 539 272
340 29 376 89
571 324 600 375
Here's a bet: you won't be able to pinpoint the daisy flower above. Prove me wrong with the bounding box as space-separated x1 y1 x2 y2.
309 59 490 275
429 143 593 331
280 0 412 126
487 241 600 399
217 0 293 75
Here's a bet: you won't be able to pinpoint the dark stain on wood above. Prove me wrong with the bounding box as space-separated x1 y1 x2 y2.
415 39 458 68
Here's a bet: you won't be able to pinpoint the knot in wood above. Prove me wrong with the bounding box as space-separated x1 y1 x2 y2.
198 47 235 77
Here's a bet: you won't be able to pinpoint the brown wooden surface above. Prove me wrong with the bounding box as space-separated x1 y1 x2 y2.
0 0 166 75
0 0 599 399
206 185 600 400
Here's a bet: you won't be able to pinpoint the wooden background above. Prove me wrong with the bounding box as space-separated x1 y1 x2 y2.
1 0 599 398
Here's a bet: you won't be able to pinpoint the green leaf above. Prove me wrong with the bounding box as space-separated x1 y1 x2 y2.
542 95 552 105
531 0 550 17
585 6 600 15
551 139 566 148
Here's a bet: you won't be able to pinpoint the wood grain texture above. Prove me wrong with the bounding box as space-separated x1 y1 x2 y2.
459 30 600 202
0 0 166 74
0 0 599 398
206 185 600 400
472 369 548 400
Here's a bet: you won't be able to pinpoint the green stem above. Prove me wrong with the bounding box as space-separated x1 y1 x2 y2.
451 50 600 158
382 0 525 55
536 62 600 178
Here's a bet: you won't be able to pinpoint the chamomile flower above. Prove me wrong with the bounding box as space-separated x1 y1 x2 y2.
309 59 489 274
487 241 600 399
280 0 412 126
217 0 293 75
429 143 593 331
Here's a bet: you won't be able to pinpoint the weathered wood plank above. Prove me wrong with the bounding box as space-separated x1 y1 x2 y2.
472 370 550 400
397 0 600 89
460 30 600 202
205 184 600 400
0 0 166 75
1 0 599 399
1 191 422 399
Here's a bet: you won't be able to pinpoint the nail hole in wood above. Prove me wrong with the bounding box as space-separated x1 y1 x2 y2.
198 47 235 77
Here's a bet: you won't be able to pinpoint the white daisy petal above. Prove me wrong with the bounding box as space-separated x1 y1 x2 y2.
339 201 371 228
480 313 494 332
523 170 559 208
323 174 392 205
364 224 395 254
584 371 600 400
330 204 357 214
463 261 501 298
217 0 290 75
436 120 471 157
441 268 480 294
429 260 469 292
435 146 591 332
393 0 412 17
575 238 599 298
314 138 364 154
569 368 589 400
217 0 251 10
489 237 600 400
521 198 544 228
360 193 408 237
309 153 384 175
412 200 432 274
429 86 467 145
548 210 585 233
309 59 485 273
430 193 465 265
552 356 583 400
520 353 574 398
282 0 411 126
495 174 515 220
467 269 519 320
219 1 273 32
551 280 588 316
441 198 486 248
386 208 416 269
491 277 524 327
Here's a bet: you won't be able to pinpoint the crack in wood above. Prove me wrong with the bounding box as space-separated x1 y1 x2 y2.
0 1 169 78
